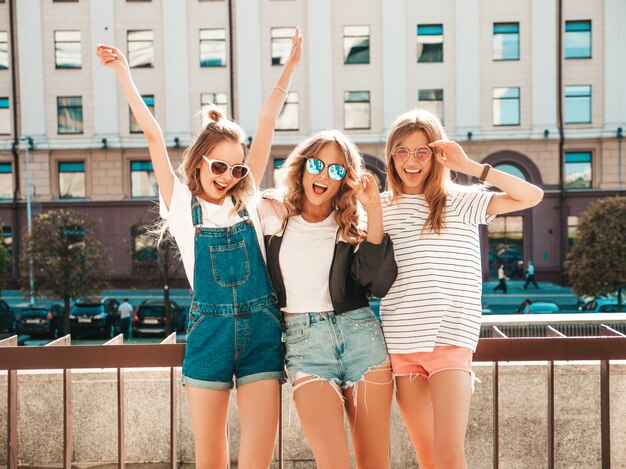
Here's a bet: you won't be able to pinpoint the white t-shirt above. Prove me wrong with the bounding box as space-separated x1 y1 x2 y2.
118 302 133 319
159 177 265 289
257 199 338 313
380 188 495 353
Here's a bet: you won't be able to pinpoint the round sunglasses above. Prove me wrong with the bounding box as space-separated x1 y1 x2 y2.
305 158 347 181
391 145 433 163
202 156 250 180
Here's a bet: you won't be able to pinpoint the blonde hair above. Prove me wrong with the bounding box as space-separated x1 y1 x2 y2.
385 109 451 234
271 130 366 244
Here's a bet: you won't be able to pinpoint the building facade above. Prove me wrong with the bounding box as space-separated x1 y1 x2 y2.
0 0 624 287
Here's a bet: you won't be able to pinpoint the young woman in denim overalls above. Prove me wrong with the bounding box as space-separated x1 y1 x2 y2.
97 30 302 468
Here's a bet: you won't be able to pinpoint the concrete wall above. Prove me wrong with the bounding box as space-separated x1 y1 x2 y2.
1 361 625 467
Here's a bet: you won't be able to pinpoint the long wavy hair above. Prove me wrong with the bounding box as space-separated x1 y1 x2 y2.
271 130 366 244
385 109 451 234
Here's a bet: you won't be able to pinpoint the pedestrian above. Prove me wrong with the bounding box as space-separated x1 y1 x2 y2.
523 260 539 289
259 130 397 468
379 109 543 468
493 264 509 294
117 298 133 339
516 299 532 314
97 28 302 469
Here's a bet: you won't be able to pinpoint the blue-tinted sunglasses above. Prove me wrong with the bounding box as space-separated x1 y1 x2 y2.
305 158 347 181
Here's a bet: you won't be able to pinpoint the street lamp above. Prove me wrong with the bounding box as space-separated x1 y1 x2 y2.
20 135 35 305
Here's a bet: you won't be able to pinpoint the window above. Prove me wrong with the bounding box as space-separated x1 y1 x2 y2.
276 92 299 131
271 27 295 65
57 96 83 134
2 226 12 258
273 158 285 186
564 20 591 59
564 85 591 124
130 95 154 133
493 23 519 61
0 162 12 198
131 225 158 273
0 31 8 70
417 24 443 63
130 161 157 197
567 215 578 251
54 30 81 69
127 30 153 68
493 87 520 126
58 162 85 198
418 89 444 123
565 152 591 189
201 92 228 117
199 29 226 67
344 91 371 130
0 97 9 135
344 26 370 64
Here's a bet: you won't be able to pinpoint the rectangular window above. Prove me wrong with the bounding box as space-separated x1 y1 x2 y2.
58 161 85 198
565 152 591 189
130 160 157 197
0 31 8 70
0 162 12 199
271 27 295 65
130 95 154 133
417 24 443 63
199 29 226 67
567 215 578 251
127 30 154 68
344 91 371 130
57 96 83 134
418 89 444 124
565 20 591 59
2 226 12 258
493 22 519 61
564 85 591 124
54 30 81 69
0 97 9 135
493 87 520 126
343 26 370 64
276 92 299 131
201 92 228 117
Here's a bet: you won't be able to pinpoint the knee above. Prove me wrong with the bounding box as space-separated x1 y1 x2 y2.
436 447 466 468
354 450 389 469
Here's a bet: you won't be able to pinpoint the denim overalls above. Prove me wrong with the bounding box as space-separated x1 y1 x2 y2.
182 196 285 389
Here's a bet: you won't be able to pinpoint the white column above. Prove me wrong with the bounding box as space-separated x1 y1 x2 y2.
530 0 558 137
16 0 46 139
382 0 407 131
163 0 190 138
604 0 626 133
307 0 334 131
90 0 118 140
454 0 481 136
235 0 263 135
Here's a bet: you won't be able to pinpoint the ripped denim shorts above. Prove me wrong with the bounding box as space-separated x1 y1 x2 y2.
284 306 389 389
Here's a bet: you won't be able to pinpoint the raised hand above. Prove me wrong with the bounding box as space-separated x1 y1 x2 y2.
95 45 129 74
285 26 303 70
428 140 473 174
346 170 382 212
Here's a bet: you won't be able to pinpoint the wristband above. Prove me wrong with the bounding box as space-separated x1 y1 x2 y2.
479 164 492 183
273 85 288 96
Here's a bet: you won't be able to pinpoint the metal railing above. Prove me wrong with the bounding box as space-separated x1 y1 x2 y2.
2 325 626 469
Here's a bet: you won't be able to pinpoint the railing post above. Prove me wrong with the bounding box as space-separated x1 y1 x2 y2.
46 335 72 468
1 336 18 469
546 326 566 469
490 326 507 469
161 333 178 469
104 334 126 469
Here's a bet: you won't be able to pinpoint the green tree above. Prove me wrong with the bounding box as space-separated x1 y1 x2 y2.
565 196 626 311
20 209 111 334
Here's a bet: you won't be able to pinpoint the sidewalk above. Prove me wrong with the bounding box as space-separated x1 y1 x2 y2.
482 280 580 313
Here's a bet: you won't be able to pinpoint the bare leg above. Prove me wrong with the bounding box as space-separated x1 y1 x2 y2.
293 377 351 469
237 379 281 469
185 386 230 469
344 364 394 469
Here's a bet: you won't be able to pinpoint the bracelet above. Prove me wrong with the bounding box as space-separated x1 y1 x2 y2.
273 85 288 96
478 164 492 183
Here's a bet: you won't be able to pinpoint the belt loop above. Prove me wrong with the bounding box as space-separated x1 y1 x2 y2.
306 312 311 328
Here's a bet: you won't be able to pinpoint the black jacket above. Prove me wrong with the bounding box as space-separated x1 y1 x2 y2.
264 224 398 314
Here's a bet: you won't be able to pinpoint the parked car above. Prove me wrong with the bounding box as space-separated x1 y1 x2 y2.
0 300 15 333
15 303 65 339
133 300 184 337
583 298 622 313
69 297 120 339
524 302 560 314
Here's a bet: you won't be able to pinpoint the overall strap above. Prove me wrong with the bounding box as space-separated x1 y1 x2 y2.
232 196 252 225
190 195 203 227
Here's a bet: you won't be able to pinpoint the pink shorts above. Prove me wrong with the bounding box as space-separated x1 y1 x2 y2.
390 345 473 378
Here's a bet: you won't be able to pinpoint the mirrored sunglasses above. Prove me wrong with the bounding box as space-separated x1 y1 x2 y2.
305 158 347 181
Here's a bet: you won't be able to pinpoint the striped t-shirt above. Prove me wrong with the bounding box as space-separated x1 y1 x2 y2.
380 189 495 353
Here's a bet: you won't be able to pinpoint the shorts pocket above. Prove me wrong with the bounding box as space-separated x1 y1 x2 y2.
210 240 250 287
187 311 206 338
285 321 309 345
343 306 376 324
261 306 283 329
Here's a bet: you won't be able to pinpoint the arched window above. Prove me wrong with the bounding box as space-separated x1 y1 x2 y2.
494 163 527 180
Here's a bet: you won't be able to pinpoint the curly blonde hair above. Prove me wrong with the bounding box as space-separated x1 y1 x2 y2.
385 109 451 234
271 130 366 244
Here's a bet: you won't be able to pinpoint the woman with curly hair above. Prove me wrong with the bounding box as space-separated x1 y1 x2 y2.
258 130 397 468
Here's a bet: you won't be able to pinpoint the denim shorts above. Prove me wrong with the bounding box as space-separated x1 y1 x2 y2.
284 306 389 389
182 304 286 390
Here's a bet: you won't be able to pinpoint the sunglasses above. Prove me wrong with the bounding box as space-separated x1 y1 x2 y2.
202 156 250 180
391 145 433 163
305 158 347 181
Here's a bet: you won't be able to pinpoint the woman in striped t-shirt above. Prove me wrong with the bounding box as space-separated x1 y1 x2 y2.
380 109 543 469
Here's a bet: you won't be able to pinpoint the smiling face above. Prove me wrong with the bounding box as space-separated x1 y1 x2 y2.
301 142 346 215
392 130 433 195
199 139 247 204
